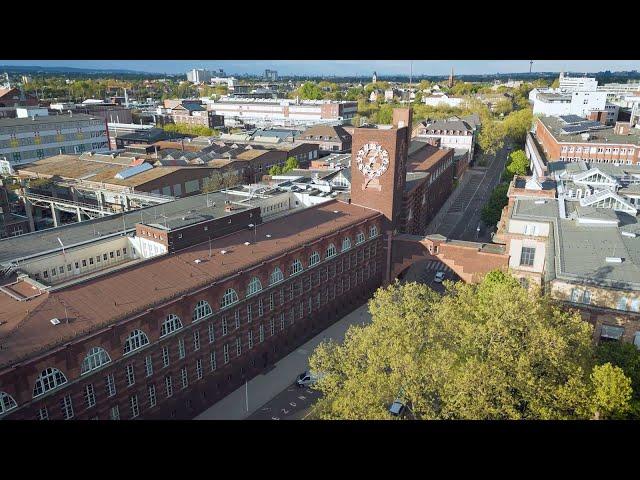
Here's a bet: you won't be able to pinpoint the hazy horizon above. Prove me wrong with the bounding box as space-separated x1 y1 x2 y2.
1 60 639 76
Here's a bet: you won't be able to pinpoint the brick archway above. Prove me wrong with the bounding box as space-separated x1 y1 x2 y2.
388 234 510 284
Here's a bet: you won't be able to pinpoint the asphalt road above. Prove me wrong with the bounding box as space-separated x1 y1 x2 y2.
430 142 514 242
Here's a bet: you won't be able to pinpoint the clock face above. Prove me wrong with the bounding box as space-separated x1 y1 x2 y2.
356 142 390 179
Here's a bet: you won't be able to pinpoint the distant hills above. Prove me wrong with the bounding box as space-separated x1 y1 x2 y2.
0 65 164 76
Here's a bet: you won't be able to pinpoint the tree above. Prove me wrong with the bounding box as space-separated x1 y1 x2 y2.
202 172 224 192
268 165 283 176
283 156 299 173
590 363 632 419
502 108 533 144
502 149 529 181
222 171 243 188
481 182 510 226
550 78 560 89
374 104 393 124
478 120 505 155
309 273 602 420
295 82 323 100
494 98 513 116
596 341 640 417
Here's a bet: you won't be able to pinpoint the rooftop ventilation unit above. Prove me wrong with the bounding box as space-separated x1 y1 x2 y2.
534 200 546 204
605 257 623 263
50 318 61 325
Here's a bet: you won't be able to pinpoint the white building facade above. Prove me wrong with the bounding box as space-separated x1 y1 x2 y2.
0 113 109 167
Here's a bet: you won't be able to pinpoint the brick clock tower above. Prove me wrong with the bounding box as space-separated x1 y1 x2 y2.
350 108 412 233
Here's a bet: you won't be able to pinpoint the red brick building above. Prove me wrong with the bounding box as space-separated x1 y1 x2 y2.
535 116 640 165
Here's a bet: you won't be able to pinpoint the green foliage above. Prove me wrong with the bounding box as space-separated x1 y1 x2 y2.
481 182 510 226
283 156 299 172
550 78 560 89
202 172 224 193
494 98 514 116
478 120 505 155
596 341 640 416
296 82 324 100
310 275 602 420
590 363 632 419
502 149 529 181
268 165 283 176
502 107 533 144
161 123 218 137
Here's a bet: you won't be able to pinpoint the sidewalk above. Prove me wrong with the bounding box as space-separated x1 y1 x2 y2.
425 168 475 235
194 303 372 420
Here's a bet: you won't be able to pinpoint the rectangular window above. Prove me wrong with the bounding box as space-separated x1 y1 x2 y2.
193 330 201 351
196 359 203 380
178 338 186 359
280 313 285 331
299 301 304 319
37 407 49 420
145 355 153 377
106 373 116 397
290 283 295 300
165 376 173 398
280 288 285 305
247 304 252 323
236 337 242 357
259 324 265 342
618 296 629 311
269 293 274 311
208 323 215 343
519 247 535 267
162 346 170 367
234 310 240 329
181 367 188 389
126 363 135 386
130 395 140 419
85 383 96 408
248 330 254 349
110 405 120 420
270 318 275 336
61 394 74 420
123 247 127 255
103 254 107 261
148 384 156 408
258 298 264 317
222 316 228 336
89 257 94 265
210 350 217 371
223 344 230 364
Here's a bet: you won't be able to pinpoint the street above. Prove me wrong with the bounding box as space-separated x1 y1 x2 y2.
195 303 372 420
427 142 513 242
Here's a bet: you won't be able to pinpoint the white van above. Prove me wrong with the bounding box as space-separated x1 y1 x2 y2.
295 370 325 388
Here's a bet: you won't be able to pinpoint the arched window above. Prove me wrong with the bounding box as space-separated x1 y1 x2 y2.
193 300 212 322
326 243 337 258
369 225 378 238
221 288 239 309
269 267 284 286
0 392 17 415
160 314 183 337
80 346 111 375
123 329 150 355
289 259 303 276
342 237 352 252
247 276 263 297
33 367 68 398
309 251 320 267
355 232 365 244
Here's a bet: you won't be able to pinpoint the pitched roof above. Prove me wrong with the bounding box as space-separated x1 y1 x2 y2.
300 124 351 142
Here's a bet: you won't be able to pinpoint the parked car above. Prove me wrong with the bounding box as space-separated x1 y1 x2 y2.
296 370 324 388
434 271 446 283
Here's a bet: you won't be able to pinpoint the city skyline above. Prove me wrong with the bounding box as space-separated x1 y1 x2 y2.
1 60 640 76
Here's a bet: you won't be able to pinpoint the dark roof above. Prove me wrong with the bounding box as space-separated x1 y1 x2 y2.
300 124 351 142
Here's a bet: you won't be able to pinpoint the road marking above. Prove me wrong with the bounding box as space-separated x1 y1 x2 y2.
298 395 307 400
272 416 280 420
289 402 297 407
296 349 308 354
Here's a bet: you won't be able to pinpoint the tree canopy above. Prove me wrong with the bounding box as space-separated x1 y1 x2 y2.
502 149 529 181
481 182 510 226
309 273 633 419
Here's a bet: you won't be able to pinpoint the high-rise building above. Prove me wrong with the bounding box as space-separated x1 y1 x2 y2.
264 70 278 82
186 69 212 84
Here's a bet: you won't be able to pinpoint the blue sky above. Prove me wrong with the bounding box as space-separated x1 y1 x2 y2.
1 60 639 76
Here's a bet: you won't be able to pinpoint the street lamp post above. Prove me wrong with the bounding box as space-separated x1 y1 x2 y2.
248 223 256 243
